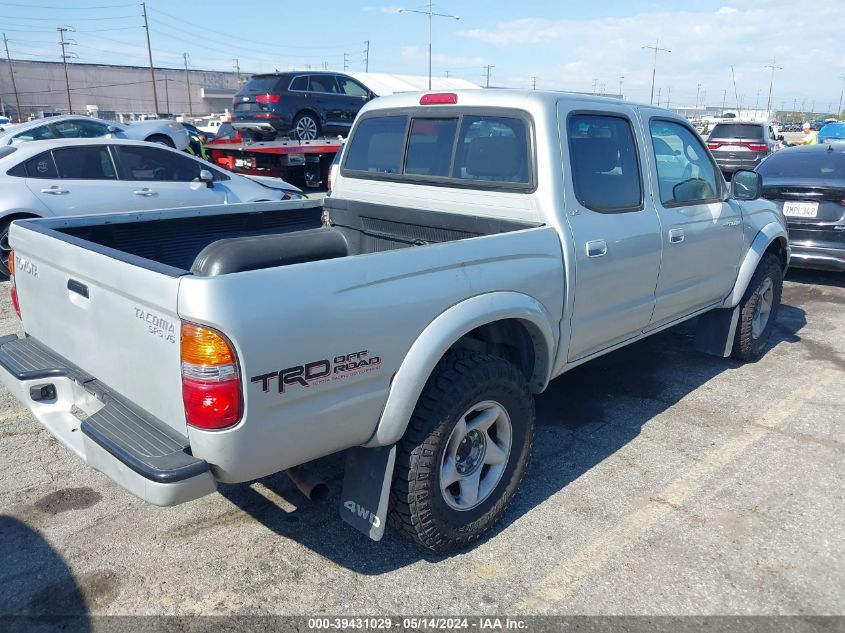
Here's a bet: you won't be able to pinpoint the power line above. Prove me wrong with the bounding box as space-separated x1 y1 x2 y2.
0 1 136 7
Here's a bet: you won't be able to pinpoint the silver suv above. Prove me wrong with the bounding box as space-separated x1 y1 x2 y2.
706 121 783 175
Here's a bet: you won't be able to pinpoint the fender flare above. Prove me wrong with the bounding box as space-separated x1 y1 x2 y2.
364 291 557 448
723 222 789 308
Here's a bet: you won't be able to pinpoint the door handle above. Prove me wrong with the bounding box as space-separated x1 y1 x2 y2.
586 239 607 258
668 228 685 244
133 188 156 196
40 187 68 195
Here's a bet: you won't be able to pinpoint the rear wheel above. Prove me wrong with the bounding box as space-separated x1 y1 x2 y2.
292 113 320 141
731 252 782 361
389 349 535 552
146 134 174 148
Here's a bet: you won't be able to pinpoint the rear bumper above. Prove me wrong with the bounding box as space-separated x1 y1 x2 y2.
714 156 762 173
788 244 845 272
0 335 217 506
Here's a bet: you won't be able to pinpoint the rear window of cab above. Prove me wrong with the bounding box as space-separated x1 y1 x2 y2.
342 111 533 190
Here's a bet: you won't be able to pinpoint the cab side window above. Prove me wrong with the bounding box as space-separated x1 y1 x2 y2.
53 119 111 139
308 75 339 94
650 120 720 206
567 114 642 213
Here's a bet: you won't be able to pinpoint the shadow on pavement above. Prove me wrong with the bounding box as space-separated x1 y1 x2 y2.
221 304 807 574
0 515 90 631
786 268 845 289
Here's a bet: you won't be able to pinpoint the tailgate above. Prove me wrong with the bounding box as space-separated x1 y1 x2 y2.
10 222 187 434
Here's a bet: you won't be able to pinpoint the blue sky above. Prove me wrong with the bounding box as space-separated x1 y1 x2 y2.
2 0 843 113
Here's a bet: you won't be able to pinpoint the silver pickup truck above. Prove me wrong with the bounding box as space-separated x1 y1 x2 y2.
1 90 788 553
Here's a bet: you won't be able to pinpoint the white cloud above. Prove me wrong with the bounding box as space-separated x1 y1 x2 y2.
454 1 845 108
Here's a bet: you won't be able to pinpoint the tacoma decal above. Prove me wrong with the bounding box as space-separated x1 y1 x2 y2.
251 350 381 395
135 307 176 344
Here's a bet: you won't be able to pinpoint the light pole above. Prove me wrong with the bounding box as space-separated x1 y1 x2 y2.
398 1 460 90
642 39 670 105
618 75 624 98
764 59 782 116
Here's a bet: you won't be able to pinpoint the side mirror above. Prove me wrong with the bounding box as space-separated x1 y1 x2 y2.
107 125 120 134
731 170 762 201
199 169 214 188
777 135 785 141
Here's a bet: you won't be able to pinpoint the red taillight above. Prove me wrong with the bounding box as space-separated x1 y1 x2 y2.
181 322 242 430
256 94 281 104
744 142 768 152
253 113 280 119
707 142 720 150
8 250 20 320
420 92 458 105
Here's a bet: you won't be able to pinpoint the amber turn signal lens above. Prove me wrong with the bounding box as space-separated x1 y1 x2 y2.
7 250 13 276
181 322 234 366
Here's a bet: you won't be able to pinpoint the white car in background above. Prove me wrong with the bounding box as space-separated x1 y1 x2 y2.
0 138 303 275
0 114 191 150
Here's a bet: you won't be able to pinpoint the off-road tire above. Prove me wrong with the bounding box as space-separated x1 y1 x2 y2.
731 252 782 361
389 349 535 552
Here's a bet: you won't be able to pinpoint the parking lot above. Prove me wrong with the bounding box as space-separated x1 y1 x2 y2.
0 266 842 617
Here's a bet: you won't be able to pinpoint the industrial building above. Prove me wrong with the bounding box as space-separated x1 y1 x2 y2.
0 58 241 121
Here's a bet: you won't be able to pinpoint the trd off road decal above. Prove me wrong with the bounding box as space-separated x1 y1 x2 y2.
250 350 381 395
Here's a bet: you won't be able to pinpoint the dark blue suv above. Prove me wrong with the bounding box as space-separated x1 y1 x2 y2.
232 71 375 141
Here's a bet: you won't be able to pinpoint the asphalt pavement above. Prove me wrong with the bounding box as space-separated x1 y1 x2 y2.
0 268 842 618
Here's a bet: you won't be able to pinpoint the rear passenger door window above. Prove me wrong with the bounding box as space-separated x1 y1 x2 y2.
649 120 720 205
53 146 116 179
52 119 111 139
308 75 339 94
289 76 308 91
21 151 58 178
116 145 202 182
567 114 642 212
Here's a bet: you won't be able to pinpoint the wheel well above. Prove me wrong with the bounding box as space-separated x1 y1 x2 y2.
145 133 173 146
765 237 788 272
294 109 321 124
1 212 40 249
449 319 540 385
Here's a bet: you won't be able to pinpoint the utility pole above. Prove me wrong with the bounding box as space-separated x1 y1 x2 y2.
754 88 761 114
592 78 598 94
484 64 494 88
531 75 537 90
838 77 845 117
2 33 22 122
233 58 241 85
363 40 369 72
764 59 781 115
183 52 192 116
398 0 460 90
343 52 349 71
57 27 76 114
656 87 661 107
163 75 170 115
141 2 159 115
722 90 727 113
642 39 670 105
665 86 671 109
730 65 740 113
695 83 701 110
444 70 449 77
618 75 624 99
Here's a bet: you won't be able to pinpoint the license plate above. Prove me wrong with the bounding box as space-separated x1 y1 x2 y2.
720 144 744 151
783 201 818 218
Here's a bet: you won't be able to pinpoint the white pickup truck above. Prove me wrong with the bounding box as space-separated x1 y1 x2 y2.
1 90 788 553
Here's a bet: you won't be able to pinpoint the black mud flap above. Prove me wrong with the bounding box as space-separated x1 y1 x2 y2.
340 445 396 541
695 306 740 358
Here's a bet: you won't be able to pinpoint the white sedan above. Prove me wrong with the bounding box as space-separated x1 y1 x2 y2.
0 138 303 275
0 115 190 150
